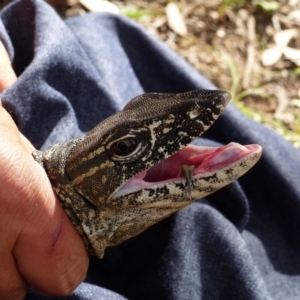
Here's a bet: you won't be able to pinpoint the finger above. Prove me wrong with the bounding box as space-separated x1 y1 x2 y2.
0 42 17 91
0 103 89 295
11 155 89 295
0 251 27 300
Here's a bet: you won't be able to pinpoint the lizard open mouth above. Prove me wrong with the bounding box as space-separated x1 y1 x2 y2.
113 142 262 198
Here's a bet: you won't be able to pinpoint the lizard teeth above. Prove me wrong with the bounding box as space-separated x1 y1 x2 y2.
182 165 195 199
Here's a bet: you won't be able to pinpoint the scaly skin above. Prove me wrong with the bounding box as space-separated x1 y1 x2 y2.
33 90 262 258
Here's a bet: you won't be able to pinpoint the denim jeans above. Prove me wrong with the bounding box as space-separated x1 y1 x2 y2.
1 0 300 299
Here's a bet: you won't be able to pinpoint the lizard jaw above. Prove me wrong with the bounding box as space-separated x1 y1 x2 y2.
112 142 262 199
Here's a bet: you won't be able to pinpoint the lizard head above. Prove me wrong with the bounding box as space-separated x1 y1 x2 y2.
43 90 262 257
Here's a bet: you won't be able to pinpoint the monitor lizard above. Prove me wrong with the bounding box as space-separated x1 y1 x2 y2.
32 90 262 258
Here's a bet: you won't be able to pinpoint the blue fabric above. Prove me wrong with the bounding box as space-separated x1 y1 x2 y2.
1 0 300 299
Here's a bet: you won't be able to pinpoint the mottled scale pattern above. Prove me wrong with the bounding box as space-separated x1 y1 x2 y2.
32 90 258 258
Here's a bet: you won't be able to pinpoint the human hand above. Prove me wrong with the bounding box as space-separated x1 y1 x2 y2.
0 42 88 299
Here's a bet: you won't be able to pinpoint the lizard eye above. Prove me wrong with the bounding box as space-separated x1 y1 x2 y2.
113 138 137 156
106 132 149 162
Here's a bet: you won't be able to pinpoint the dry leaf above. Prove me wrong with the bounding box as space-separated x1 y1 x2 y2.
291 99 300 108
283 47 300 66
288 9 300 20
261 47 282 66
166 3 187 37
274 29 297 48
289 0 299 5
261 28 299 66
79 0 119 14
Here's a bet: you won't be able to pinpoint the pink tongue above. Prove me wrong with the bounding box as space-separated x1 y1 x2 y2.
143 143 251 182
191 143 250 169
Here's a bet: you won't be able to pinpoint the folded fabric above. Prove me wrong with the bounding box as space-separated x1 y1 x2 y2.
0 0 299 299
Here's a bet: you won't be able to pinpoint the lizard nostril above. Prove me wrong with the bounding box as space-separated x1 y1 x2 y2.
188 108 202 119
